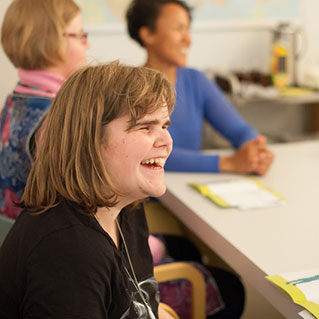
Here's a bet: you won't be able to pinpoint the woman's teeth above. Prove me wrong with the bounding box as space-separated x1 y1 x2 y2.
141 158 165 167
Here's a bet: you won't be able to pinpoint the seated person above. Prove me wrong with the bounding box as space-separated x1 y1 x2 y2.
126 1 274 318
126 0 274 175
0 62 176 319
0 0 89 218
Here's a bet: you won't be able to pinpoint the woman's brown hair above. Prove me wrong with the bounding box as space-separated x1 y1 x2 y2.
126 0 192 47
20 61 175 215
1 0 80 70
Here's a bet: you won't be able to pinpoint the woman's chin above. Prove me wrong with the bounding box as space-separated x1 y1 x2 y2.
177 57 188 68
148 185 167 198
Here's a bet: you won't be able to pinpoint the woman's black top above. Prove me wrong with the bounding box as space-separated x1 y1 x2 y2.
0 200 158 318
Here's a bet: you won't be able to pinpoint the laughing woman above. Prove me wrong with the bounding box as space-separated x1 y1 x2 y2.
0 62 175 319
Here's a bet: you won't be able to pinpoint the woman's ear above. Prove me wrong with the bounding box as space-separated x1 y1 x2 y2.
139 26 154 46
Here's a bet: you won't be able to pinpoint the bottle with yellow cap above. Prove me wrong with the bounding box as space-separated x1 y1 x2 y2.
270 23 299 88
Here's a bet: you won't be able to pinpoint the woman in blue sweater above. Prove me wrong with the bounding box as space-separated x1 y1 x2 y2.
126 0 273 174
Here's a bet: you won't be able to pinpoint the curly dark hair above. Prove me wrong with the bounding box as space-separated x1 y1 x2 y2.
126 0 192 47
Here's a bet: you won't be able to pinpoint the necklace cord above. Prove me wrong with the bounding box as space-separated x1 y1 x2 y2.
116 219 154 319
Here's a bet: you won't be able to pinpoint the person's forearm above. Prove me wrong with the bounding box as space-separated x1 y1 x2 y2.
219 136 274 175
219 155 237 173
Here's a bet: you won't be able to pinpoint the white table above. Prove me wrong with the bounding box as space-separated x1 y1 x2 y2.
159 140 319 319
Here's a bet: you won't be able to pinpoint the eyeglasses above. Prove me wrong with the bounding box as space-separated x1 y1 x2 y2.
63 32 88 42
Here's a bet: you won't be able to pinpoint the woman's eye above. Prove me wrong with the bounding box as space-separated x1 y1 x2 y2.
175 25 186 32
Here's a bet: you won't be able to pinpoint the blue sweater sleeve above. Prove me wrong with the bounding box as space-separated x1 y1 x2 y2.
165 68 258 173
200 72 258 148
165 147 220 172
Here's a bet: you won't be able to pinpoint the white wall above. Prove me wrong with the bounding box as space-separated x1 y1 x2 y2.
1 0 319 108
85 24 272 72
0 0 18 108
298 0 319 87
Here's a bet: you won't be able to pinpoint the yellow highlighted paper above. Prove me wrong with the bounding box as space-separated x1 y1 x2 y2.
190 184 229 208
267 269 319 318
190 177 285 210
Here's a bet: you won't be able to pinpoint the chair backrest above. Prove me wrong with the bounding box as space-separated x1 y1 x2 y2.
154 262 206 319
159 302 179 319
0 215 15 246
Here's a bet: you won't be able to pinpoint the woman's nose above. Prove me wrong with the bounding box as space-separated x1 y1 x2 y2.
183 30 192 47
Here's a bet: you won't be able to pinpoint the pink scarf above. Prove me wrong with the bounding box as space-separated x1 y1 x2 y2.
14 69 65 98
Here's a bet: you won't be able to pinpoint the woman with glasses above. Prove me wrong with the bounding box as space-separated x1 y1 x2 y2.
0 0 89 219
